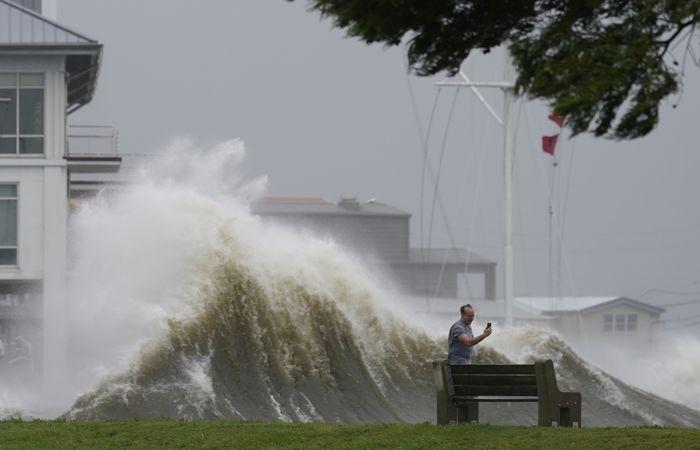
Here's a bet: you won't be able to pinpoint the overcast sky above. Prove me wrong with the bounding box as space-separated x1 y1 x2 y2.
59 1 700 318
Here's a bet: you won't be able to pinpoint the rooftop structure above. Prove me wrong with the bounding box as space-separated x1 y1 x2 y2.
515 296 666 316
254 196 411 217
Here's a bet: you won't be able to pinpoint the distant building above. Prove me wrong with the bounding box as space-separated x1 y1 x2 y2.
251 196 497 299
515 296 665 350
0 0 119 379
404 296 665 349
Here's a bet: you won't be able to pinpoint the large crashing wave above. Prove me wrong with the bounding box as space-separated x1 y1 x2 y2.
68 252 442 422
63 140 700 426
65 140 443 423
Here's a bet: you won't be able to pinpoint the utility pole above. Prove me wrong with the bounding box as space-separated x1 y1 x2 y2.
436 61 516 327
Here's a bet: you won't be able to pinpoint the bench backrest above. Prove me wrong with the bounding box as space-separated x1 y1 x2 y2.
446 364 538 398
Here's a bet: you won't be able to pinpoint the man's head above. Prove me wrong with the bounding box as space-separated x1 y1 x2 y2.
460 304 475 324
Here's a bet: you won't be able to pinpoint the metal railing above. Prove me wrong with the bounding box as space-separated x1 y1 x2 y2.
66 125 120 157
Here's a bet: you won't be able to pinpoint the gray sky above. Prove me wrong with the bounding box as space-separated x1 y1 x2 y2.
60 0 700 319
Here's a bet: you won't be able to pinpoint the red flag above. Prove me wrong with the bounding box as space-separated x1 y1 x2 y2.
548 113 566 128
542 134 559 156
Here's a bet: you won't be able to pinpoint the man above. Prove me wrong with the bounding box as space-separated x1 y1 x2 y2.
447 304 492 365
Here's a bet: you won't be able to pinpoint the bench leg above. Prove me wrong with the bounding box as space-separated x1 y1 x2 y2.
438 400 479 425
456 401 479 424
434 361 457 425
538 393 582 427
437 397 459 425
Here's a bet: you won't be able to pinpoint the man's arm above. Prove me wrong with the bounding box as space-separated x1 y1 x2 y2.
457 327 492 347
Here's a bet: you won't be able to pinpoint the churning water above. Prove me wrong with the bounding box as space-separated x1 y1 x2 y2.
2 140 699 426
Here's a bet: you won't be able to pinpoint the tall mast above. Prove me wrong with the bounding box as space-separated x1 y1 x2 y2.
436 56 516 327
502 60 515 327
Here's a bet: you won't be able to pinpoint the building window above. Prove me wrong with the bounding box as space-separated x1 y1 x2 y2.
614 314 626 332
0 184 17 265
604 313 638 332
603 314 613 332
0 73 44 155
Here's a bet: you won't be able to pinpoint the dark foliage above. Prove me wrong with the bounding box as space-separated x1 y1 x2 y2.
293 0 700 139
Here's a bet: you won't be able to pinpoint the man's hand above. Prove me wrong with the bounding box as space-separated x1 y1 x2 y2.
457 326 493 347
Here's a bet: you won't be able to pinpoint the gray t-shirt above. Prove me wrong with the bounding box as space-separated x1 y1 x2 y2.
448 320 473 359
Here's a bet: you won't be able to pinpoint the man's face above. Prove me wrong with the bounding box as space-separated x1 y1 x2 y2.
461 308 475 324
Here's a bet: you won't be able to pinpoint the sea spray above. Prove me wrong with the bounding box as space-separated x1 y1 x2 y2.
576 333 700 412
487 327 700 427
26 138 698 427
62 139 444 421
65 140 267 396
67 248 443 421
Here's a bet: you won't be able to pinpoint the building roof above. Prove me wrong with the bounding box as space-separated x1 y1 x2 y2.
407 248 494 266
403 297 552 321
251 196 411 218
515 296 666 315
0 0 93 44
0 0 102 111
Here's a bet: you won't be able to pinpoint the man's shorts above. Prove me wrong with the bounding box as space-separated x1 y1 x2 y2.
448 355 471 365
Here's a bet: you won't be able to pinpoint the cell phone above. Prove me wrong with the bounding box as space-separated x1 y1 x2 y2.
486 322 492 328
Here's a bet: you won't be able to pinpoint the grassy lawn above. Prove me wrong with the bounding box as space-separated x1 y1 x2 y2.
0 420 699 449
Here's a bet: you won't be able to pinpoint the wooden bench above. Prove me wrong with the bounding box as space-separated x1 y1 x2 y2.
432 359 581 427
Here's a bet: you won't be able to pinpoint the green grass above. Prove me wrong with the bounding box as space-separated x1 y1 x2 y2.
0 420 699 449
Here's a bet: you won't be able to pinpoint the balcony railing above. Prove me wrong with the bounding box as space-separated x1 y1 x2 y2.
66 125 122 173
67 125 120 157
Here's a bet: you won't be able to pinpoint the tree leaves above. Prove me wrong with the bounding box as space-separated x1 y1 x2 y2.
294 0 700 140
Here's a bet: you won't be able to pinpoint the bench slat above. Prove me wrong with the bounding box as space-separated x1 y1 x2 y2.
454 385 538 397
452 374 537 386
453 395 539 403
450 364 536 375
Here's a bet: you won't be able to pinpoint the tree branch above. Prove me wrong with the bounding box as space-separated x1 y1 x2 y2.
658 19 696 57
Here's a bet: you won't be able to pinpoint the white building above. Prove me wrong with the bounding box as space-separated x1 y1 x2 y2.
514 296 665 352
0 0 118 383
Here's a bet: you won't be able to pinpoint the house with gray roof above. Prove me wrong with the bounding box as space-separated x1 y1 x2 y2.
515 296 665 351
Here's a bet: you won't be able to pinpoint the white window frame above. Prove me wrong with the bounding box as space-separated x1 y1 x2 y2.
0 72 45 156
603 312 638 332
0 183 18 266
